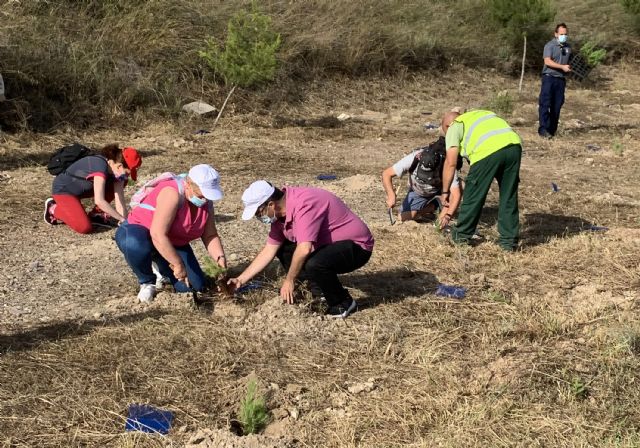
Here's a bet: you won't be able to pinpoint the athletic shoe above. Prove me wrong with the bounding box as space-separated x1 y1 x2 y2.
89 211 118 228
539 130 553 140
327 298 357 318
43 198 58 225
137 283 157 303
151 262 170 290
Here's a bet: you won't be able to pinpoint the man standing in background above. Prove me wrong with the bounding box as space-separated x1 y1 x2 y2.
538 23 571 139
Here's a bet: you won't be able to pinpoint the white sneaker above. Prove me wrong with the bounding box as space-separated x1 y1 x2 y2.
151 262 170 290
137 284 157 303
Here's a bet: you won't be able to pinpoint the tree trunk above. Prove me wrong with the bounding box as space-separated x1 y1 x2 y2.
519 34 527 93
212 84 237 130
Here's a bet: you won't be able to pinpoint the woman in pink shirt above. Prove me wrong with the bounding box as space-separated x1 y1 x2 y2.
115 164 227 303
229 180 374 318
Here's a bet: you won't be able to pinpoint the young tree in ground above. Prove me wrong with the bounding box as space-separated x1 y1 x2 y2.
199 3 281 128
488 0 554 88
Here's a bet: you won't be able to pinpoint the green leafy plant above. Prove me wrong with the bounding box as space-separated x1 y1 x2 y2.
485 90 514 116
580 41 607 67
570 377 589 399
239 380 268 434
199 2 281 128
612 139 624 156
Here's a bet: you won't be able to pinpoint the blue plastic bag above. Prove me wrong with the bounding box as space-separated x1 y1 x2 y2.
235 281 263 294
435 284 466 299
589 225 609 232
125 404 174 434
317 174 338 181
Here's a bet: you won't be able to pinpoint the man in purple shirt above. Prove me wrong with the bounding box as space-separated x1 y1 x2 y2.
228 180 374 318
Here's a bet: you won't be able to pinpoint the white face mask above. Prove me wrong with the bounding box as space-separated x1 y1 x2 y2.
257 204 277 224
558 34 568 44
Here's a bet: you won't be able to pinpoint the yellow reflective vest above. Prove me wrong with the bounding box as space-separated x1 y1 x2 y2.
453 110 521 165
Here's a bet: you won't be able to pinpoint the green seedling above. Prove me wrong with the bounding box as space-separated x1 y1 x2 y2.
203 257 232 297
239 380 268 434
612 139 624 156
570 376 590 399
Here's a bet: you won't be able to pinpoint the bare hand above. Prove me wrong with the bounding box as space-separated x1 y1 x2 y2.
439 211 452 229
385 193 396 209
280 278 296 304
562 64 571 73
170 263 188 283
227 277 243 293
440 193 450 208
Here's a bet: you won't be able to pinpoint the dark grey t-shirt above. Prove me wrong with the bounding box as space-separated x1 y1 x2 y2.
52 155 113 197
542 38 571 78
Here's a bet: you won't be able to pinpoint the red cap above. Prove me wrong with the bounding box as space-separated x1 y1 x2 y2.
122 147 142 180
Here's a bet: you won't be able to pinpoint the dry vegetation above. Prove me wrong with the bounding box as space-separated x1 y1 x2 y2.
0 0 638 131
1 1 640 447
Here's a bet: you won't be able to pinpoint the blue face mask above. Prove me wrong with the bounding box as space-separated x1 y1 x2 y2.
189 195 207 207
558 35 568 44
258 215 277 225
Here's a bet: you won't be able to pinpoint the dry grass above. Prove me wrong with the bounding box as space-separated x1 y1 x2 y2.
1 64 640 446
0 0 638 131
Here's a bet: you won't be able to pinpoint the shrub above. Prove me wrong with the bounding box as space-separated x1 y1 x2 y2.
239 380 268 435
199 3 281 89
580 41 607 66
485 90 515 116
488 0 555 54
621 0 640 31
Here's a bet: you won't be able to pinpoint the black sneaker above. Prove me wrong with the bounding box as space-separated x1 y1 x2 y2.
327 298 357 318
89 212 118 228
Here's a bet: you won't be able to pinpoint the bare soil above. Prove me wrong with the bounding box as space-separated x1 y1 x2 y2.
1 66 639 447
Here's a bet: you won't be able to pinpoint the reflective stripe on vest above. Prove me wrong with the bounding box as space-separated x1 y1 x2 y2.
455 110 521 164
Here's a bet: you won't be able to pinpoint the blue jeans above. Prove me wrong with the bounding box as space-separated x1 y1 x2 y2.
401 190 440 213
538 75 566 136
114 221 206 292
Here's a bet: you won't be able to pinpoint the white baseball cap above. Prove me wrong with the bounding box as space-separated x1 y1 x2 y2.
188 164 223 201
241 180 275 220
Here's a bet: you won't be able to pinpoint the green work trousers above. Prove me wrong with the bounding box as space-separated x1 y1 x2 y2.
452 143 522 250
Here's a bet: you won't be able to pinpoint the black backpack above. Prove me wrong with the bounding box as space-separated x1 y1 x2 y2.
409 137 447 196
47 143 92 175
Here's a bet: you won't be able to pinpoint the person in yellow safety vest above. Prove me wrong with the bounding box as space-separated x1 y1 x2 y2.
440 109 522 251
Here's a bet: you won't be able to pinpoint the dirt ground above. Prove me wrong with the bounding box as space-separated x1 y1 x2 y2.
1 65 639 447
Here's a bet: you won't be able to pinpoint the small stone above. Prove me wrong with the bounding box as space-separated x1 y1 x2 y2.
93 312 103 319
182 101 217 116
585 158 594 164
272 407 288 420
470 273 486 283
347 380 376 394
288 407 299 420
228 253 239 261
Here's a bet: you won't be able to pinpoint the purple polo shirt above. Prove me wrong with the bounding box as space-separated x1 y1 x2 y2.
267 186 374 252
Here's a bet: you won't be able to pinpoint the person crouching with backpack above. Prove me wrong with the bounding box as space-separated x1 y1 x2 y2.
382 136 462 227
44 144 142 234
114 164 227 303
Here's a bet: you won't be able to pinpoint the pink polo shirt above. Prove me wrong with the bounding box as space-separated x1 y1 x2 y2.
128 179 210 247
267 186 374 252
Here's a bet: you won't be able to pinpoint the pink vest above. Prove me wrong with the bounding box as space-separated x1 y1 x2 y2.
128 179 210 246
